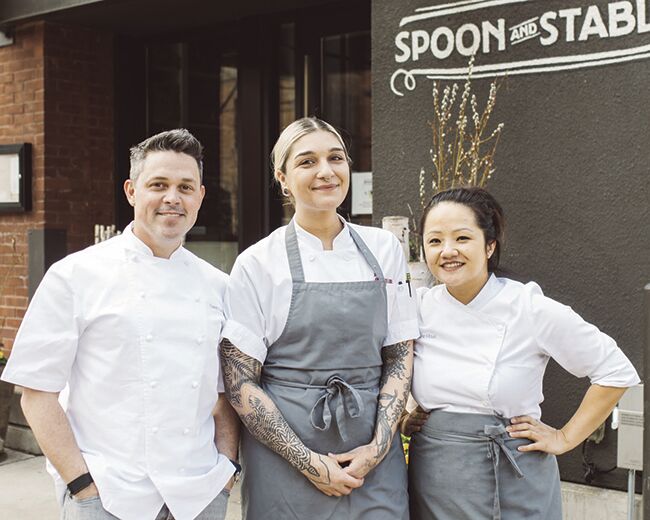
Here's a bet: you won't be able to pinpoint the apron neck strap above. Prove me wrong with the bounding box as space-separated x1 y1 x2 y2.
346 224 385 280
285 220 305 282
285 218 386 282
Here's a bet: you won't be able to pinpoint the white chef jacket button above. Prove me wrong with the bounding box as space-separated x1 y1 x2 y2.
196 336 204 344
145 334 153 342
152 426 159 434
183 428 190 435
191 381 199 389
309 255 315 262
195 296 201 303
184 261 190 266
139 292 146 299
150 380 158 388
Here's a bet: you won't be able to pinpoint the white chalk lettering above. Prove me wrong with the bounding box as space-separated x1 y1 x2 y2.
395 31 411 63
539 11 559 45
456 23 481 56
482 19 506 53
608 2 636 36
579 5 610 40
391 1 650 69
558 7 582 41
510 20 539 43
412 30 430 61
431 27 455 59
638 0 650 33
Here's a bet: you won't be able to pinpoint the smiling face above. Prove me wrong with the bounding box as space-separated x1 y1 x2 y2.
423 201 495 304
124 150 205 258
275 130 350 217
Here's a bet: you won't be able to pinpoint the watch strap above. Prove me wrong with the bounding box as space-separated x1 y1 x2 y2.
229 458 242 481
67 472 94 495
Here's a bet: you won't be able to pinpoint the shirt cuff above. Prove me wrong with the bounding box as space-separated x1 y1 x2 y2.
383 319 420 346
590 365 641 388
0 366 65 393
221 320 268 364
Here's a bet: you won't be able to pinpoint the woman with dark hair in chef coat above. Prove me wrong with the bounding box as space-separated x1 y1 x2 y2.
403 186 639 520
220 117 419 519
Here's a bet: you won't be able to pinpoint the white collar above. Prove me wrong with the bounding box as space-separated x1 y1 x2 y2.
443 273 504 310
293 215 353 252
122 222 186 261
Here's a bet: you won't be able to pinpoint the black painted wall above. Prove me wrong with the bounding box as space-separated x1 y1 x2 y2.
372 0 650 490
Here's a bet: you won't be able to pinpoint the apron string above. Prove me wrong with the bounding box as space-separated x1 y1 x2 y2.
261 374 380 443
309 376 366 443
425 424 525 520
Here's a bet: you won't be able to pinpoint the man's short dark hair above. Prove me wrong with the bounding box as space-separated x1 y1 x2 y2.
129 129 204 182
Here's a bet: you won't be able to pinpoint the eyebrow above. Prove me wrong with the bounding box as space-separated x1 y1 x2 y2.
293 147 345 159
146 176 197 184
425 227 475 235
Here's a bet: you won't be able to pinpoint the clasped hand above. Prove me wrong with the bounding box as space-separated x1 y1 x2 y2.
303 452 364 497
305 441 387 497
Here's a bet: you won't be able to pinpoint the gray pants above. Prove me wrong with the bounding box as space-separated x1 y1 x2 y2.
61 489 230 520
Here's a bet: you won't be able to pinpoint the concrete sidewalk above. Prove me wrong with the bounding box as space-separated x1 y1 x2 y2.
0 449 243 519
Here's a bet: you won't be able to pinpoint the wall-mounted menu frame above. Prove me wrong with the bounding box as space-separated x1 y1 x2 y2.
0 143 31 212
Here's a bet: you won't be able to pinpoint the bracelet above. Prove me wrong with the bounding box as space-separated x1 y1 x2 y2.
67 472 94 495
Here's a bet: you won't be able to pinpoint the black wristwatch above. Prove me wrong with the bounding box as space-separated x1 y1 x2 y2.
67 472 94 495
229 459 242 483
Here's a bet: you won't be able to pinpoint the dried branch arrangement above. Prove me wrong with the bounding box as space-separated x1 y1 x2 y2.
0 236 23 351
419 56 504 208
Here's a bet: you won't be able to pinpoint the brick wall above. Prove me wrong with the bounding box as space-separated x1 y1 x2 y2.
0 21 115 351
44 23 115 254
0 22 45 350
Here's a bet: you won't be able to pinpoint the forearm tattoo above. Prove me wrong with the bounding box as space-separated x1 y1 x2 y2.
220 339 329 483
373 341 412 463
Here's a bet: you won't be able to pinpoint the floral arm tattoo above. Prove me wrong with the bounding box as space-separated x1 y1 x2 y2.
372 340 413 464
220 339 332 484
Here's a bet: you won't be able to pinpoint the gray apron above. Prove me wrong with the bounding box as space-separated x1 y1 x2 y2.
408 410 562 520
241 220 409 520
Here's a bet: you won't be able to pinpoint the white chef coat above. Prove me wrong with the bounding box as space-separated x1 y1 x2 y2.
1 224 234 520
412 274 640 419
223 219 419 362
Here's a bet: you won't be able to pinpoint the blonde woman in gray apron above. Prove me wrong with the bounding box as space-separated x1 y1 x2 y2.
403 187 640 520
220 117 419 519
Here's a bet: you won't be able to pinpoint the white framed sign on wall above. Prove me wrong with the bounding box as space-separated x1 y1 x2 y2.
0 143 31 212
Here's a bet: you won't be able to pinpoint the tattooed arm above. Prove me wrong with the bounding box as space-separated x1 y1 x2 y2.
220 339 364 497
329 340 413 478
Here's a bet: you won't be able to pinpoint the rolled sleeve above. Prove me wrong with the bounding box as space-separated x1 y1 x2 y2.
221 320 267 364
2 263 80 392
383 235 419 346
222 258 269 364
528 283 640 388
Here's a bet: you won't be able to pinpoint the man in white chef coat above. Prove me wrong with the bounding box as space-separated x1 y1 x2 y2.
1 129 240 520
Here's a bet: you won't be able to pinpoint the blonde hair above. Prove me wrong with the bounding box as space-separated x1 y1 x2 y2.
271 117 351 179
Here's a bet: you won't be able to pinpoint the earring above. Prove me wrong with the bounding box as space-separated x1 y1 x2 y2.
282 186 290 197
